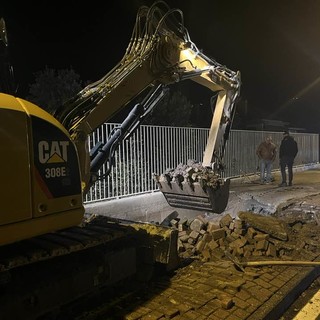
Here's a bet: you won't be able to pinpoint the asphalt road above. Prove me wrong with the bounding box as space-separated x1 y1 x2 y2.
85 165 320 224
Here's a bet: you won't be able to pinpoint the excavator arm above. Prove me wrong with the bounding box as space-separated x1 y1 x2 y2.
0 1 240 248
54 1 241 210
89 84 169 188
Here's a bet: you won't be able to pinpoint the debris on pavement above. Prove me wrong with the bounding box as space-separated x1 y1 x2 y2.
164 210 320 267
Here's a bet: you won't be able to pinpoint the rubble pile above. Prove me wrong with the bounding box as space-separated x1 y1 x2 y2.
166 211 320 264
154 159 221 189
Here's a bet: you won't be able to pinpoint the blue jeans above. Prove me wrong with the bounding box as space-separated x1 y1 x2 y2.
260 159 273 182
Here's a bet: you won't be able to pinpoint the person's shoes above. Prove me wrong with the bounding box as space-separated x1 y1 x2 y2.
288 182 292 186
278 182 287 187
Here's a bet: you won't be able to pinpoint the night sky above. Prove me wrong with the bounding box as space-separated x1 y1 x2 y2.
1 1 320 132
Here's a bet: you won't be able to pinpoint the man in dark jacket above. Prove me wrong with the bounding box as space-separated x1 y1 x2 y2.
279 130 298 187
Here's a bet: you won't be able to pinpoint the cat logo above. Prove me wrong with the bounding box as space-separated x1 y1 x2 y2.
38 141 69 164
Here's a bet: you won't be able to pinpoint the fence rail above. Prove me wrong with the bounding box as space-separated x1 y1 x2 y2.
85 124 319 203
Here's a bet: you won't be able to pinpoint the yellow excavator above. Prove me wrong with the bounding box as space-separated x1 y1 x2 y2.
0 2 240 319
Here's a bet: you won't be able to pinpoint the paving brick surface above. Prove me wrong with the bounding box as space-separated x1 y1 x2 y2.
78 169 320 319
122 260 320 320
121 169 320 320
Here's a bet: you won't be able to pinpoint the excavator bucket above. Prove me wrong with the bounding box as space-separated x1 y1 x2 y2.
156 178 230 213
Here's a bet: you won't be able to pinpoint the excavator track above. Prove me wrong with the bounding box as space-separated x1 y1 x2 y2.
0 215 179 320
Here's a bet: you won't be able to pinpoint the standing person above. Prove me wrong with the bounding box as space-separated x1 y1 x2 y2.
278 130 298 187
256 136 277 184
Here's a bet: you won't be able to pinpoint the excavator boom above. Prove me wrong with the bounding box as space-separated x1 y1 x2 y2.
53 1 240 212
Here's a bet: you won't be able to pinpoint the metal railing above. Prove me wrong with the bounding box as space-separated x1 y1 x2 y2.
85 124 319 203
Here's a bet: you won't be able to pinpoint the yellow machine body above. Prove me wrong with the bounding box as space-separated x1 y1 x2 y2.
0 93 84 245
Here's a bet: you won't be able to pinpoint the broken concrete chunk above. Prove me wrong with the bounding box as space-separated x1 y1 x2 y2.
238 211 288 241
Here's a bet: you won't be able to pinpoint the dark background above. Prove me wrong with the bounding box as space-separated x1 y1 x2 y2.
1 0 320 132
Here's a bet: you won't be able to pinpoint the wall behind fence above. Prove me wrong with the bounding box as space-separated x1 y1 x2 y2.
85 124 319 203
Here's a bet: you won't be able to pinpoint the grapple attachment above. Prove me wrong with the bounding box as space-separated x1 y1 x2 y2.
156 178 230 213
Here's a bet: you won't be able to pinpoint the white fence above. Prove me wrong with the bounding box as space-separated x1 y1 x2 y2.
85 124 319 203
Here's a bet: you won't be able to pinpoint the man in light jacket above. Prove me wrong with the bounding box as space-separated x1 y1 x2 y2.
256 136 277 184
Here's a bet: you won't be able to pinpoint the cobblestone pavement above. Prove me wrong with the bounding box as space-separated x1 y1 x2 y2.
76 168 320 320
76 250 320 320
